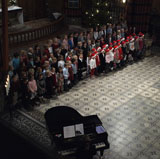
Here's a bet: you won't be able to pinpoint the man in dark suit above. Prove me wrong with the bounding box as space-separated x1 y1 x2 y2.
112 31 117 41
73 32 78 47
99 49 106 73
103 25 107 40
105 33 112 44
78 53 84 80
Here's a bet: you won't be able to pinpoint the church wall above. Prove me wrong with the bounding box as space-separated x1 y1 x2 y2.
127 0 153 33
152 0 160 15
47 0 63 14
17 0 46 21
47 0 83 25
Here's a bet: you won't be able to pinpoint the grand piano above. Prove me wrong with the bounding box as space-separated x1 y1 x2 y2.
44 106 110 158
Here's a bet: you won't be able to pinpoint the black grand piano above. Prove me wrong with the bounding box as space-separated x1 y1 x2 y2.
44 106 110 158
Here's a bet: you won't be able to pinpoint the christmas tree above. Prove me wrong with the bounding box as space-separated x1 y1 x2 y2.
83 0 126 27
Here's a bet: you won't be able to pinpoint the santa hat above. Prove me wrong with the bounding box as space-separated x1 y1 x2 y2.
122 41 126 45
105 48 110 53
118 43 121 48
117 40 121 44
105 44 109 48
102 44 108 49
139 32 144 38
94 51 99 55
113 41 117 45
114 45 118 50
91 52 96 58
135 36 139 40
91 53 94 57
109 46 112 50
125 40 129 44
109 46 114 52
92 48 96 52
109 42 113 46
130 37 134 42
96 47 101 52
132 33 136 36
120 38 125 42
127 36 130 40
101 49 105 53
102 45 105 49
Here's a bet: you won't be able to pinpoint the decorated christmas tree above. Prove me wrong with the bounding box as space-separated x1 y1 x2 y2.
83 0 126 27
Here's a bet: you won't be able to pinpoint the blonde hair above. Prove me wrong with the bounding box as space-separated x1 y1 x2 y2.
28 68 35 76
45 70 50 76
20 50 27 55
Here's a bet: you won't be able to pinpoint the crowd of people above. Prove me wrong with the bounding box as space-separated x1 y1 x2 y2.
8 22 145 111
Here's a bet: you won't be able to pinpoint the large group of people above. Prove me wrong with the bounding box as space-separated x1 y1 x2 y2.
8 22 145 111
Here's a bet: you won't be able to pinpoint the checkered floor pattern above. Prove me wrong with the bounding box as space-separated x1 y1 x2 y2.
36 56 160 159
1 56 160 159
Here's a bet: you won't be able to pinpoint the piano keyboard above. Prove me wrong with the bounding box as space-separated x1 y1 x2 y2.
59 148 77 156
59 142 106 156
95 142 106 149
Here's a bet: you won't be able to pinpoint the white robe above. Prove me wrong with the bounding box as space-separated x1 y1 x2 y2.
90 58 96 69
129 42 135 51
109 51 114 61
105 54 111 63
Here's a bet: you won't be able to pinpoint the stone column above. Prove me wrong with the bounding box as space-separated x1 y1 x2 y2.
2 0 9 73
0 0 9 113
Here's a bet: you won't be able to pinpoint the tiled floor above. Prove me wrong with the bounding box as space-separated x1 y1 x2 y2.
36 56 160 159
1 56 160 159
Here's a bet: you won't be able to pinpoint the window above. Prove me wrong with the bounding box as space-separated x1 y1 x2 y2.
68 0 79 8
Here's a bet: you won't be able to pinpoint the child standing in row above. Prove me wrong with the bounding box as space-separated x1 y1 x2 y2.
57 67 64 95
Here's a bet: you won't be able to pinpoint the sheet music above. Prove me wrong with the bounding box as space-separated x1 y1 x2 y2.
63 125 75 139
75 124 84 136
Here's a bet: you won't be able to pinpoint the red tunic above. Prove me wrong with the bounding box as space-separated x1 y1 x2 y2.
52 44 59 50
96 54 101 66
139 39 143 51
66 56 71 61
68 66 74 81
44 49 50 59
52 73 57 87
118 47 123 60
41 57 48 66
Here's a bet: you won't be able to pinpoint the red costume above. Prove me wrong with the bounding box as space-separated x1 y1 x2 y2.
68 66 74 82
66 56 72 61
95 51 101 67
44 49 50 59
118 43 123 60
52 73 57 88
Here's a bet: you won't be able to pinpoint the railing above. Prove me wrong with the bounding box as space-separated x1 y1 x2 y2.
8 15 65 47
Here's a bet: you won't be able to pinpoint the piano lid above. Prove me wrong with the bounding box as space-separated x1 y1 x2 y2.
44 106 83 132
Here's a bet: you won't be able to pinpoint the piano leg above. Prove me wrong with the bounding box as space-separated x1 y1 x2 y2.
100 150 104 159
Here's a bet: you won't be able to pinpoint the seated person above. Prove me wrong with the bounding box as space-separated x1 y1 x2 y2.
76 136 96 159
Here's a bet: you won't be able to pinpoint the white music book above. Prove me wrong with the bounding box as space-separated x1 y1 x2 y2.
63 125 75 139
75 124 84 136
63 123 84 139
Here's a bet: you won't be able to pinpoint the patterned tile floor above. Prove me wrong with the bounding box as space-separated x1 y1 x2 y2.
1 56 160 159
